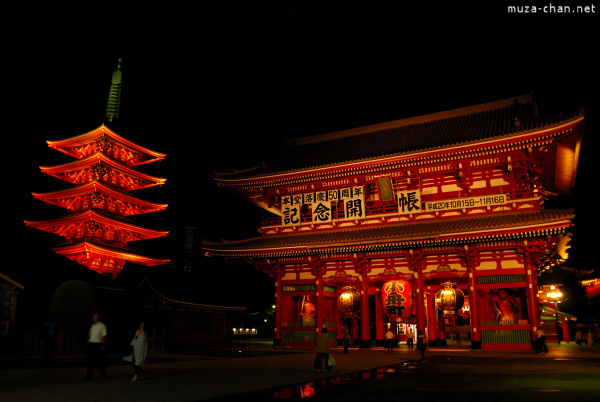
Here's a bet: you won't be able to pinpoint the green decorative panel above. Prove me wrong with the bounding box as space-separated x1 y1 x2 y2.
282 284 316 292
481 330 530 344
282 330 315 343
477 274 525 285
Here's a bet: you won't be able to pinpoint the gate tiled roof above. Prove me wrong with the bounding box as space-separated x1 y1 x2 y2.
216 93 583 180
203 209 574 256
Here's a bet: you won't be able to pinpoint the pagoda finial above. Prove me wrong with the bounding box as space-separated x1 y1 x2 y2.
105 59 123 122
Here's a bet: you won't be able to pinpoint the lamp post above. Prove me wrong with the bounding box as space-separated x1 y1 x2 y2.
547 285 563 345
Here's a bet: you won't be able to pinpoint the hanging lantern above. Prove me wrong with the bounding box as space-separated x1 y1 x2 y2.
382 280 412 319
435 281 465 316
338 286 360 317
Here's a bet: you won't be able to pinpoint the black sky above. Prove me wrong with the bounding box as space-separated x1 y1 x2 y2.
3 1 599 308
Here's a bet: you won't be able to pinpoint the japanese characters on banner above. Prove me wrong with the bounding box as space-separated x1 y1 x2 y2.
398 190 508 214
281 182 508 226
281 186 364 227
398 190 422 215
424 194 507 212
382 280 413 319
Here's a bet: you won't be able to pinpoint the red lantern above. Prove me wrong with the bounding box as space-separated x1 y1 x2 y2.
382 280 412 319
338 286 360 317
435 281 465 315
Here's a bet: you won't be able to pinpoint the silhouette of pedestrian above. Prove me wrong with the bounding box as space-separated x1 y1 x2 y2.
416 329 426 362
83 313 107 380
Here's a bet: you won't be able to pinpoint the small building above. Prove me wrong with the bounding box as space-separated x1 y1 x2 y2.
134 278 246 350
0 272 24 338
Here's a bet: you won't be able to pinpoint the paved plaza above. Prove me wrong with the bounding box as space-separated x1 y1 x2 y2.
1 341 599 401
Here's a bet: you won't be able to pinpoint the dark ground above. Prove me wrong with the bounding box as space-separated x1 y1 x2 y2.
2 341 599 402
208 352 600 401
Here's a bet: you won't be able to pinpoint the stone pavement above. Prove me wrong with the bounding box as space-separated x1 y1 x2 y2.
1 341 598 402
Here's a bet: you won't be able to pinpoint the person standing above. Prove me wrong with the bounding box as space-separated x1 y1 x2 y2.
416 329 426 362
342 329 350 354
83 313 107 380
315 328 331 373
130 323 148 381
406 329 414 351
41 319 56 367
587 329 594 349
575 329 583 350
385 328 395 353
537 326 548 354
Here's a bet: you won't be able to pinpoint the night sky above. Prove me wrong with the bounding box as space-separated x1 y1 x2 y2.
4 1 598 311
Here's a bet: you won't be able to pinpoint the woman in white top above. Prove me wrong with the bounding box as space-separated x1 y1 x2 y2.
130 323 148 381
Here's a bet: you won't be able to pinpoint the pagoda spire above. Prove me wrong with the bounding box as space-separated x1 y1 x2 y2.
105 59 123 122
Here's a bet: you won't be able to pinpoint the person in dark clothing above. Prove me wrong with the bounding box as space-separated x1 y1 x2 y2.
416 329 427 362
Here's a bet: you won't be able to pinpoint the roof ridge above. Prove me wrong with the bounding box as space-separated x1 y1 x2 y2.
286 92 534 147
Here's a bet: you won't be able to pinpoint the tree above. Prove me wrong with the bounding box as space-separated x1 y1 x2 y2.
50 280 95 335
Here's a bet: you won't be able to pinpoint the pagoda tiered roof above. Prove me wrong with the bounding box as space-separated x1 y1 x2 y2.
24 210 169 243
31 181 168 215
215 93 584 187
203 208 574 259
52 241 170 267
46 124 166 166
40 152 167 190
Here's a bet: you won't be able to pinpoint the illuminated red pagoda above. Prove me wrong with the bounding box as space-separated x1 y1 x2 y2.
25 61 170 278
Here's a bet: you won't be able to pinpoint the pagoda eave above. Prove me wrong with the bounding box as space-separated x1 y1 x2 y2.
52 241 170 267
24 210 170 241
31 181 168 214
47 125 166 166
39 152 167 189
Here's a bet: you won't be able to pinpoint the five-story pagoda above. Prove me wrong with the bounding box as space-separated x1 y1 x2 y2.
25 60 169 278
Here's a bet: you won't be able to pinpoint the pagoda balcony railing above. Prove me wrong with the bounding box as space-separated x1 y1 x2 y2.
261 188 539 229
59 237 137 251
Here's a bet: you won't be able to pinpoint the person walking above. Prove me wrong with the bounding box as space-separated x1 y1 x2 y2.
128 323 148 381
587 329 594 349
416 329 426 362
315 327 331 373
83 313 107 380
537 326 548 354
385 328 395 353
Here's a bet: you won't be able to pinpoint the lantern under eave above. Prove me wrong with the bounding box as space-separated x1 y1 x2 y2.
435 281 465 316
382 280 413 319
338 286 360 317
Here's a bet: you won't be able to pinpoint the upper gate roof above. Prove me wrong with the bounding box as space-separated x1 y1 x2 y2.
214 93 585 183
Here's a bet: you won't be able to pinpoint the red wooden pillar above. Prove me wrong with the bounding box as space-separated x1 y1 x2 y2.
360 268 370 347
426 291 438 343
415 271 426 334
316 267 324 331
524 257 541 342
463 246 482 347
375 290 385 346
274 267 282 346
